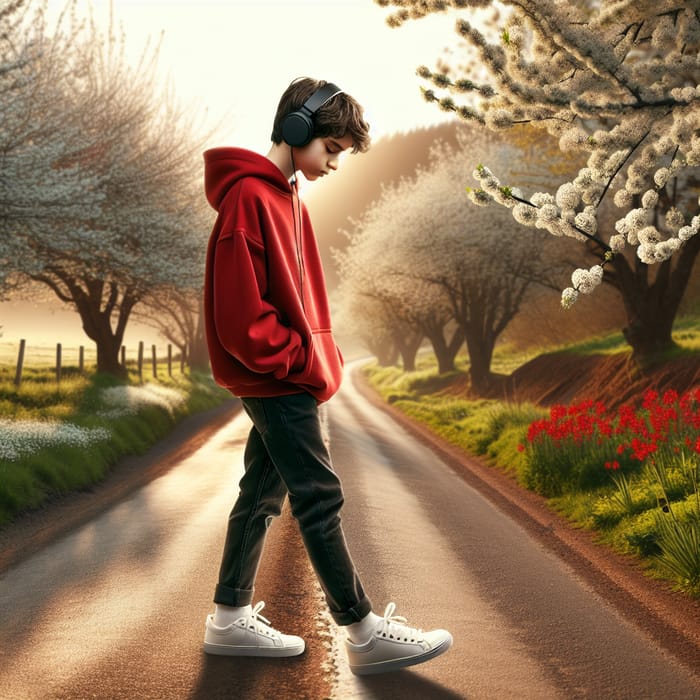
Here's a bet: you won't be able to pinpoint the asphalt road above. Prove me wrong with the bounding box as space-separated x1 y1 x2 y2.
1 366 699 699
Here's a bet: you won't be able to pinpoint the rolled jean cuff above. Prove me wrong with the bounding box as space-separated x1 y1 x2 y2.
331 596 373 626
214 583 254 607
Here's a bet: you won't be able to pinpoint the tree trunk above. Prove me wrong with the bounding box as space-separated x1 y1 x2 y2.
464 330 496 394
605 234 700 364
73 281 136 378
93 326 127 376
31 273 136 378
188 295 210 371
394 330 423 372
424 322 463 374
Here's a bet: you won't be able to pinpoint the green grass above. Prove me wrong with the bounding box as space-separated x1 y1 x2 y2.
0 368 231 526
363 361 543 476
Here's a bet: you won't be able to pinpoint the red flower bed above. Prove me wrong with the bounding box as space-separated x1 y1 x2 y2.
519 389 700 496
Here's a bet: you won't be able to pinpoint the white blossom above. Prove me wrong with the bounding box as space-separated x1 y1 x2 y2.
641 190 659 209
512 203 538 225
571 264 604 295
98 384 186 418
654 167 671 188
530 192 555 207
467 188 493 206
609 234 626 253
574 208 597 235
637 226 661 246
485 108 513 128
537 203 559 223
665 207 685 230
556 183 580 209
613 188 632 208
0 420 110 461
561 287 579 309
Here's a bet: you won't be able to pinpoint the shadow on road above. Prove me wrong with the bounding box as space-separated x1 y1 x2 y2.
193 653 328 700
354 670 469 700
193 653 469 700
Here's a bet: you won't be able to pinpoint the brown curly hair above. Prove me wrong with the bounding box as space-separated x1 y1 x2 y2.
270 77 371 153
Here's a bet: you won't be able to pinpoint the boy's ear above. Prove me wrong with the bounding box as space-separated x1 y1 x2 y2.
282 83 343 148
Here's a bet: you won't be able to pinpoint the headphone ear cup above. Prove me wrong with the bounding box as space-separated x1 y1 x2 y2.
282 111 314 147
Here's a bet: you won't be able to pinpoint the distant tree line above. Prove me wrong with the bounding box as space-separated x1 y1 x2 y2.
0 0 211 375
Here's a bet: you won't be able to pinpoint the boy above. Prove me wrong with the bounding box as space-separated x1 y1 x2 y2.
202 77 452 675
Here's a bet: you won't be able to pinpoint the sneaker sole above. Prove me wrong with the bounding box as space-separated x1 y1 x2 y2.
348 634 453 675
203 641 305 658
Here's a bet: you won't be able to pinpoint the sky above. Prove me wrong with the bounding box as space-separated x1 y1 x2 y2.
3 0 462 347
48 0 461 149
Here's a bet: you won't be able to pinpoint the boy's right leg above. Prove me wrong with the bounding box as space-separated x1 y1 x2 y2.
207 393 452 670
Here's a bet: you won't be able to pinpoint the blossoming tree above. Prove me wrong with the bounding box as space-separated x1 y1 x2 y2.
0 2 101 299
337 128 561 391
336 237 457 372
1 5 208 375
377 0 700 361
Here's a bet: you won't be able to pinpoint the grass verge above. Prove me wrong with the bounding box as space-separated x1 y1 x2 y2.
0 369 231 526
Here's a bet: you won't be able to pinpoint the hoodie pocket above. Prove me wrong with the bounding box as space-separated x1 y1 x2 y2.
286 329 342 395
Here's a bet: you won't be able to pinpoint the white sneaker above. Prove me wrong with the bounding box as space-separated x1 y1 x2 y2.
203 601 305 657
345 603 452 675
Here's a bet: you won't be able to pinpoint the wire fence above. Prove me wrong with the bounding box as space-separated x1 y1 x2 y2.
0 340 187 386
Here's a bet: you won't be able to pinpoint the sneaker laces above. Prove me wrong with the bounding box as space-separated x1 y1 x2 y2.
377 602 423 643
243 601 279 639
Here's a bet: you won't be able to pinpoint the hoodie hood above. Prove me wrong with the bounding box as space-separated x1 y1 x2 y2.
203 147 291 211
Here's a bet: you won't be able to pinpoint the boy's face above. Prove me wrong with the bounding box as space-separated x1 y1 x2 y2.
294 134 353 181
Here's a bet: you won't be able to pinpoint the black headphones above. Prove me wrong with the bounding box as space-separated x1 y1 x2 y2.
281 82 343 148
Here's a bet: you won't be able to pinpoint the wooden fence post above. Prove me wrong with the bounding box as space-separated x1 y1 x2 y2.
167 344 173 377
14 339 26 388
56 343 62 383
138 341 144 383
79 345 85 373
180 345 186 374
151 344 157 378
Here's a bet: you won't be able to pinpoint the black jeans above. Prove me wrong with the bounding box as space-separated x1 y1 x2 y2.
213 392 372 625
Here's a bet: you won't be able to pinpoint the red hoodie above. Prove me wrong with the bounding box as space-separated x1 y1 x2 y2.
203 147 343 403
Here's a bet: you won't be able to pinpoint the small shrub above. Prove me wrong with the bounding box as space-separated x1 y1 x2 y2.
654 514 700 595
591 475 655 528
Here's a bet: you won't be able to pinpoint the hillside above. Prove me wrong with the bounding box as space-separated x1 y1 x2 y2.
496 351 700 410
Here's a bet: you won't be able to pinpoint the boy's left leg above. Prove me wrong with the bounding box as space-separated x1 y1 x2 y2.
204 421 305 657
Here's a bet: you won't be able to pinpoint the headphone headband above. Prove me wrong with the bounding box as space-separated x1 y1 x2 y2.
300 82 343 116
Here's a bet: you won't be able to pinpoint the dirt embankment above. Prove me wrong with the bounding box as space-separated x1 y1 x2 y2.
496 351 700 409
